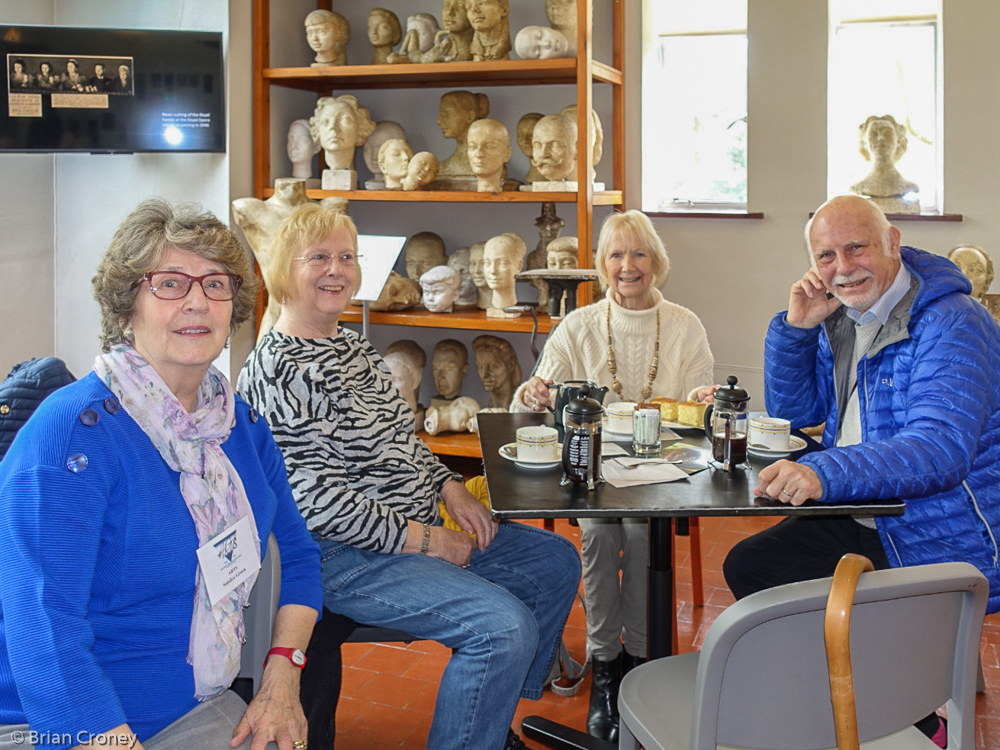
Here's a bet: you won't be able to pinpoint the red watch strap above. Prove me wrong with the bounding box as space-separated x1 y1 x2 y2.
263 647 306 669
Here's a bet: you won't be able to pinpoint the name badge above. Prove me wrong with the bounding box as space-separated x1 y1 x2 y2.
196 516 261 606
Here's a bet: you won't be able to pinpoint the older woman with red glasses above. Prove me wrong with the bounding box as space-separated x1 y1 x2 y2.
0 199 321 750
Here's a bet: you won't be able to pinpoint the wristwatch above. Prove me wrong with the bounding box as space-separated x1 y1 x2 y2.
263 646 307 670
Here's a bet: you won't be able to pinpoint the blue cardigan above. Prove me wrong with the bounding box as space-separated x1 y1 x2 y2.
0 373 322 748
764 247 1000 612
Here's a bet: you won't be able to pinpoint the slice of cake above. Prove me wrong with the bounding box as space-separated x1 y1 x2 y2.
677 400 708 427
650 397 678 422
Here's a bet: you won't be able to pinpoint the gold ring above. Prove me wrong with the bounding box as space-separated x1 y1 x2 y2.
293 741 307 749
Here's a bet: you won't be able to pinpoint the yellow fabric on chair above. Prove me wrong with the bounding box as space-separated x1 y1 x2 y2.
438 476 491 535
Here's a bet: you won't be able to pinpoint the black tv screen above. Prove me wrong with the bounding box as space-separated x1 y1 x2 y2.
1 25 225 153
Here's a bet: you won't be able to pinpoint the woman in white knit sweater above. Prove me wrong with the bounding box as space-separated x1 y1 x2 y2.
511 209 715 743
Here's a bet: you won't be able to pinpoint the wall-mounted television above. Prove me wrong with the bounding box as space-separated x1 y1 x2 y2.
1 25 225 154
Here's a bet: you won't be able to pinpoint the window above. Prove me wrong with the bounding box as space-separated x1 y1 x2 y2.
827 0 941 212
641 0 747 212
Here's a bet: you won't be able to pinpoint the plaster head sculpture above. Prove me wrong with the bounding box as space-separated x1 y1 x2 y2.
532 114 578 182
561 104 603 182
404 232 448 281
408 13 441 55
948 245 994 302
483 232 526 314
849 114 920 215
310 95 377 171
524 201 564 309
547 236 579 270
383 351 424 429
441 0 475 61
514 25 570 60
467 118 512 193
363 121 408 185
472 334 522 410
468 241 492 310
424 396 481 435
330 12 351 66
385 339 427 418
305 10 341 66
286 119 321 181
436 90 491 179
420 264 463 313
368 8 402 65
517 112 546 183
467 0 512 61
432 339 470 400
447 247 479 306
362 270 423 311
402 152 440 191
545 0 577 55
378 138 413 190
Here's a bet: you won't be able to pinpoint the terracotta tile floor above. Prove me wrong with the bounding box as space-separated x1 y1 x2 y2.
335 517 1000 749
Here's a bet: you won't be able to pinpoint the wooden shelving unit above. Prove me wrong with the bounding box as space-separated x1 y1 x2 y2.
251 0 626 456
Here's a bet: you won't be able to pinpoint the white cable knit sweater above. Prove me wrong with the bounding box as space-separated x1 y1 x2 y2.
511 288 715 410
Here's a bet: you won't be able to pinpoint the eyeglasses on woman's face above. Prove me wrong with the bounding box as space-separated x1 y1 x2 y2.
136 271 243 302
293 251 360 269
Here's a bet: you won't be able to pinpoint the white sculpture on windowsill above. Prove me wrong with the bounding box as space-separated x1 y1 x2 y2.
312 95 376 191
420 265 463 313
849 114 920 215
483 232 526 317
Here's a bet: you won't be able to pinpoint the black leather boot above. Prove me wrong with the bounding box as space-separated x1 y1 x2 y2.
621 649 646 677
587 653 622 742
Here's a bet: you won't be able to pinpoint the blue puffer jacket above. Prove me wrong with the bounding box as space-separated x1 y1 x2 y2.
764 247 1000 613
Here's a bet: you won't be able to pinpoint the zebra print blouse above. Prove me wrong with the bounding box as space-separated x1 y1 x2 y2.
237 329 458 554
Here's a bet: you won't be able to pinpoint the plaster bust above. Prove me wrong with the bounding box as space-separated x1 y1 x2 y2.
441 0 474 61
305 10 341 66
424 396 481 435
468 241 492 310
849 114 920 215
368 8 402 65
362 270 422 311
531 114 578 182
402 152 440 191
286 119 321 182
517 113 545 183
363 121 408 186
472 334 522 410
378 138 413 190
436 90 491 179
231 179 312 341
483 232 526 315
514 25 570 59
404 232 447 282
383 350 425 430
389 13 442 63
330 12 350 66
948 245 994 302
467 119 512 193
467 0 512 61
311 95 377 171
545 0 577 55
547 236 579 270
561 104 603 182
420 265 463 313
432 339 471 400
447 247 479 306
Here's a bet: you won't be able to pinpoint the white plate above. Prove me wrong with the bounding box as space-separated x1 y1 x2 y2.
602 428 635 441
747 435 808 458
499 442 561 469
661 420 705 434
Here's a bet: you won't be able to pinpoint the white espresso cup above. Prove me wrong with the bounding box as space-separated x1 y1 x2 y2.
515 425 559 462
606 402 637 434
749 416 792 451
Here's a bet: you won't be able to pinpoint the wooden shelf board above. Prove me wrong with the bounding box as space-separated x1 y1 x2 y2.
263 58 622 90
340 306 556 333
417 430 483 458
259 187 623 205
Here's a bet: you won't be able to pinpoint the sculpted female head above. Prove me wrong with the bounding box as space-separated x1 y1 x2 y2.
310 95 377 170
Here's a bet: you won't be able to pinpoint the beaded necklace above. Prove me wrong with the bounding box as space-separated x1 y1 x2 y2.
607 303 660 402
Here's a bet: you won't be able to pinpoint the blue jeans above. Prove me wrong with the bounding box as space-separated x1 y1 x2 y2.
315 521 581 750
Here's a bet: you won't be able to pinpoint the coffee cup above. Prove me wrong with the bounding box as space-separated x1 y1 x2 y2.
606 402 637 434
749 416 792 451
515 425 559 462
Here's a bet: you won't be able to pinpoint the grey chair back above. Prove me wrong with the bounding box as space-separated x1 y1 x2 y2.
618 561 988 750
238 533 282 693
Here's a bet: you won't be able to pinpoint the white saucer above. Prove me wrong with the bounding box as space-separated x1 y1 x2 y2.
499 442 561 469
747 435 808 458
602 428 634 441
661 420 705 434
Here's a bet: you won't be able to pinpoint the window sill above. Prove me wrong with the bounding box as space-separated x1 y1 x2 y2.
806 212 963 222
647 210 764 219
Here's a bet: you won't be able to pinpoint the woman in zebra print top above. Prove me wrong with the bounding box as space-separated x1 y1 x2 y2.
238 204 581 750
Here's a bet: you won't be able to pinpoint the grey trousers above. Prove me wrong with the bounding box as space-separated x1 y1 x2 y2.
578 517 649 661
0 691 279 750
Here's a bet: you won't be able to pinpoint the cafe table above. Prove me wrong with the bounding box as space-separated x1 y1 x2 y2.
476 411 904 750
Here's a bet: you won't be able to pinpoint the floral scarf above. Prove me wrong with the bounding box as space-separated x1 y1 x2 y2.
94 344 259 700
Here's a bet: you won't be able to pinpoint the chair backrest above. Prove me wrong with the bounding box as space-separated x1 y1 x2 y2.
691 561 987 750
239 533 282 692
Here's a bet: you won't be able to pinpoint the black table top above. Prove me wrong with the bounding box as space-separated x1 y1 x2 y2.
478 412 905 520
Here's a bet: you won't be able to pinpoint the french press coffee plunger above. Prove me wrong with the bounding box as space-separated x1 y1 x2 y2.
703 374 750 471
560 383 605 490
